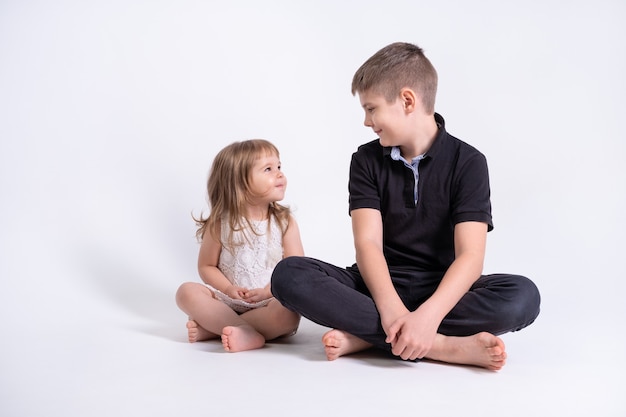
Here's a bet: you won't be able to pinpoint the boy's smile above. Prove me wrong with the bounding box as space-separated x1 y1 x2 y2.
358 90 409 148
358 88 438 159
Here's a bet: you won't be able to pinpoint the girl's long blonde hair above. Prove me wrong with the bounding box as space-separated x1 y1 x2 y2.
194 139 291 248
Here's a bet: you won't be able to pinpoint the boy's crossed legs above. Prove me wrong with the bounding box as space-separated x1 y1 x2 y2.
322 328 507 370
271 256 540 370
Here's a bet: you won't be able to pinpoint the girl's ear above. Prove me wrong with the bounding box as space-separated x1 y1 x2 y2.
400 88 417 113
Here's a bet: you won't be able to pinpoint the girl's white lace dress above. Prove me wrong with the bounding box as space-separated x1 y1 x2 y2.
208 217 283 313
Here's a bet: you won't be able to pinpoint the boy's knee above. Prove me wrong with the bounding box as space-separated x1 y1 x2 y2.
517 276 540 310
270 256 306 301
271 257 295 293
509 275 541 330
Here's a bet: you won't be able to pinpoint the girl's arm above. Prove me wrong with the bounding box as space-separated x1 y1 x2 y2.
282 214 305 258
197 221 245 299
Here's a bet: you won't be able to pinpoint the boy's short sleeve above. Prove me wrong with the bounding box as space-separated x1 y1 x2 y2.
450 151 493 231
348 142 382 214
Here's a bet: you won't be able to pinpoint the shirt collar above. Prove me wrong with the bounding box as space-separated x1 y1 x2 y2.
382 113 447 159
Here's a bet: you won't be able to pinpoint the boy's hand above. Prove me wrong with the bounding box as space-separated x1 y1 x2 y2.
380 304 410 340
385 306 440 361
242 287 272 303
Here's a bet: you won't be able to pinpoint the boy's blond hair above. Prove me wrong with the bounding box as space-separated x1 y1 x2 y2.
351 42 438 114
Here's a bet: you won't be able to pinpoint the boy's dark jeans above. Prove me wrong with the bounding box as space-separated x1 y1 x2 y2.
271 256 541 352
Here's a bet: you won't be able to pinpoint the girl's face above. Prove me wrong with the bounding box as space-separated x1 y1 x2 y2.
248 152 287 204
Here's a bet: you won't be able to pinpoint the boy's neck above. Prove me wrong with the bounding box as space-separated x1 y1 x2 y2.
399 113 439 160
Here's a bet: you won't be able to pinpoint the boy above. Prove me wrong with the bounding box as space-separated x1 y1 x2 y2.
271 42 540 370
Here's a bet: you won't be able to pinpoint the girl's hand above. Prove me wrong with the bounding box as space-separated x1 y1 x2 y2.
242 287 272 303
224 285 247 300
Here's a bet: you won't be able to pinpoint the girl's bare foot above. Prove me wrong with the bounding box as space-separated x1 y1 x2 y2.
322 329 372 361
221 325 265 352
426 332 507 371
186 320 216 343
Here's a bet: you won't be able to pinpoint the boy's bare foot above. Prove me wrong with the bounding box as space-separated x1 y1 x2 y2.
426 332 507 371
221 325 265 352
322 329 372 361
186 320 216 343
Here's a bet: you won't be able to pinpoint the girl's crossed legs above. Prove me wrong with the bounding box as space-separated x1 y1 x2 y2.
175 282 300 352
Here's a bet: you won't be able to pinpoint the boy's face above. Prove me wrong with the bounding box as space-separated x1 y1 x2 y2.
358 90 410 148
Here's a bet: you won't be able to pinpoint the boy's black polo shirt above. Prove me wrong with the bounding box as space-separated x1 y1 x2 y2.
348 113 493 273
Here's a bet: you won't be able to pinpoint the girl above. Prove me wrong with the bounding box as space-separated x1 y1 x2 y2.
176 139 304 352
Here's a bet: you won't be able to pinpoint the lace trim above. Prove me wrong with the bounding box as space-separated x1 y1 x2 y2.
214 215 283 293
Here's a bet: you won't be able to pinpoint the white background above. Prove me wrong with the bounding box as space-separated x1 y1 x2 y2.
1 1 625 416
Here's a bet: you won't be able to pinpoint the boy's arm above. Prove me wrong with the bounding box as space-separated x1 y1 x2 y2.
351 208 410 332
387 220 488 360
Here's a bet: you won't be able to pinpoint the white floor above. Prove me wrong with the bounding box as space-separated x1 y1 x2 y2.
1 264 624 416
1 1 625 416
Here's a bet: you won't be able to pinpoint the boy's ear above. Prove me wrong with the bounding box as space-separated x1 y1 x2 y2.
400 88 417 113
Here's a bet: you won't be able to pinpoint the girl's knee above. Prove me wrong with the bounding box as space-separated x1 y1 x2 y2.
279 309 301 331
175 282 203 307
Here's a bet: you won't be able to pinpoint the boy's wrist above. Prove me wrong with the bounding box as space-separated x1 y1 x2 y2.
377 298 409 318
415 299 448 324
